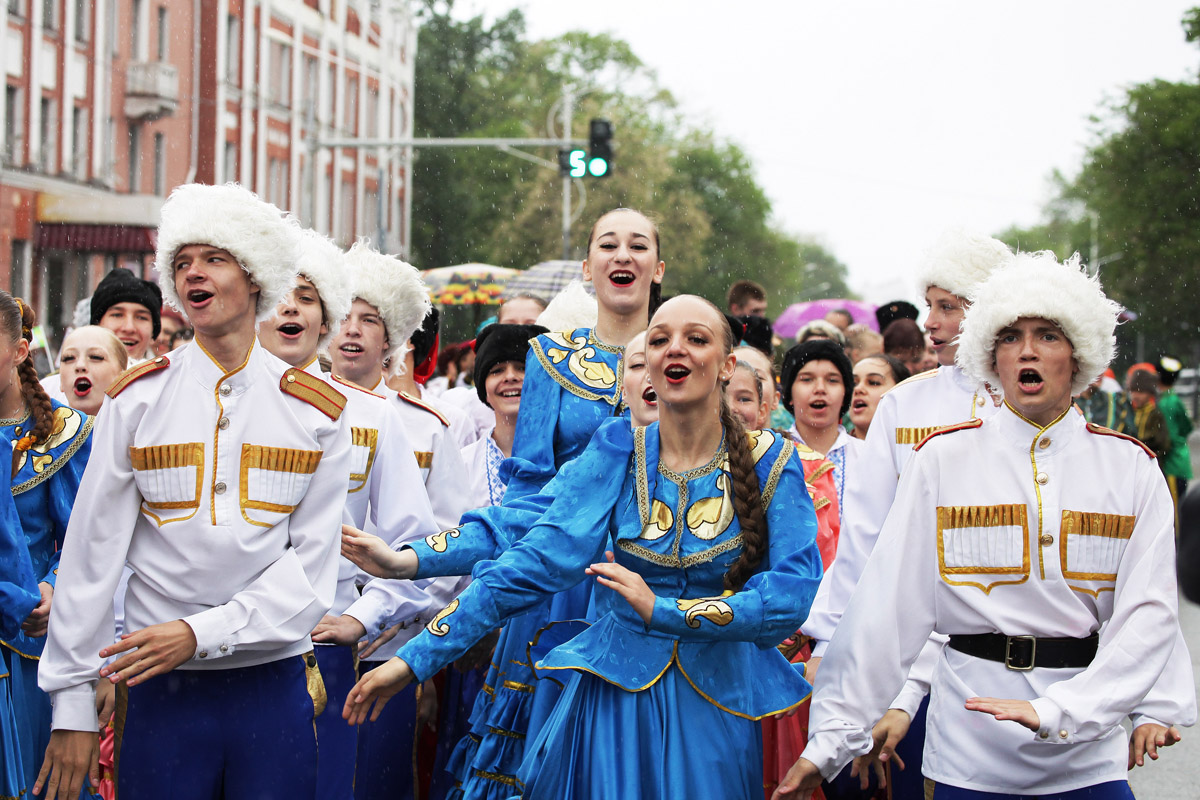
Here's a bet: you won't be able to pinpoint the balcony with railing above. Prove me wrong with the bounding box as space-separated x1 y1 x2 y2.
124 61 179 120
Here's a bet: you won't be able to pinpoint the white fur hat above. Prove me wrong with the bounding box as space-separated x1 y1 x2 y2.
956 251 1121 396
344 242 430 376
293 229 352 351
915 228 1014 300
155 183 302 322
535 280 597 332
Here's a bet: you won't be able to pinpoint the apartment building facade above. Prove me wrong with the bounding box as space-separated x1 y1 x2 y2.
1 0 416 345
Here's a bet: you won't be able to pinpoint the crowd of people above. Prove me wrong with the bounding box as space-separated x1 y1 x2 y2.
0 182 1193 800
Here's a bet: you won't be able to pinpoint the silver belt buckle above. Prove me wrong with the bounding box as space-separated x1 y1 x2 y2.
1004 635 1036 670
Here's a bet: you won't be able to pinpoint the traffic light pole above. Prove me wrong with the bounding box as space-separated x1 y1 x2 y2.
561 87 573 261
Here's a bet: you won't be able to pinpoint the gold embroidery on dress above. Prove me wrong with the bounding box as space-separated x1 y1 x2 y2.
677 592 735 628
641 499 673 541
686 474 735 541
414 451 433 469
427 598 459 636
12 406 86 478
426 527 462 553
347 427 379 494
760 438 792 508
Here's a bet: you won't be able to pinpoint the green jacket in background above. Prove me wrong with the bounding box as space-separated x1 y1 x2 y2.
1076 389 1135 433
1158 389 1194 480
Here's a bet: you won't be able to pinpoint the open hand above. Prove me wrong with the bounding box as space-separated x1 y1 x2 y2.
341 525 417 579
771 757 823 799
98 619 197 687
964 697 1040 731
1129 723 1182 768
586 551 655 625
851 708 910 789
343 657 415 725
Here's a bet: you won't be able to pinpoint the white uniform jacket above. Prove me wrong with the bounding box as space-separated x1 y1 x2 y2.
805 403 1194 794
352 380 473 659
39 340 351 732
307 366 437 623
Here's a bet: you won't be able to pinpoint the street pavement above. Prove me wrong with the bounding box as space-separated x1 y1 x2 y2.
1126 431 1200 798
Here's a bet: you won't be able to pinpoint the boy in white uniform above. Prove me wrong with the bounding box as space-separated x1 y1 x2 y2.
778 251 1196 799
36 183 352 800
258 229 439 799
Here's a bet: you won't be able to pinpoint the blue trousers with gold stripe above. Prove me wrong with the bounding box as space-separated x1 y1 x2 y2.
924 780 1134 799
314 644 358 799
115 657 319 800
353 660 419 800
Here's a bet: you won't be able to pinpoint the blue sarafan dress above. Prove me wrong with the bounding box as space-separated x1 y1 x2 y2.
399 420 823 800
0 402 94 795
409 327 629 797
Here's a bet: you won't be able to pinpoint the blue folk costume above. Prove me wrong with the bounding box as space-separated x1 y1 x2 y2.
0 477 41 800
409 327 628 798
398 419 821 799
0 402 93 796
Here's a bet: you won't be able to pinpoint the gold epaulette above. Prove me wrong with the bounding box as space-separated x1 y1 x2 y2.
280 368 346 420
892 367 939 389
913 417 983 451
106 356 169 398
398 391 450 427
331 374 385 399
1085 422 1156 458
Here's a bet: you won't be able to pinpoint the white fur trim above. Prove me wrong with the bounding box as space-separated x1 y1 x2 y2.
956 251 1121 397
915 228 1014 300
155 183 302 322
344 242 431 377
294 229 352 351
535 281 597 332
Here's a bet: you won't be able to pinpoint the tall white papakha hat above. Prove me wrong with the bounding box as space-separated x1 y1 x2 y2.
915 228 1014 300
155 183 302 322
292 229 352 351
956 250 1121 397
344 241 431 376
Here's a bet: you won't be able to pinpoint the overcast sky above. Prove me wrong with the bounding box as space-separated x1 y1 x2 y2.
466 0 1199 304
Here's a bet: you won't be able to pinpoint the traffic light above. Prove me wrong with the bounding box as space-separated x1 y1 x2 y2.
587 118 613 178
559 148 588 178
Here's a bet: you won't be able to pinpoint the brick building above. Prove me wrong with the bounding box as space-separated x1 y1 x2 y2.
2 0 416 347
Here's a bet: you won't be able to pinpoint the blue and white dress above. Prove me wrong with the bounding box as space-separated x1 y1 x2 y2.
0 401 93 796
400 420 822 799
410 327 628 797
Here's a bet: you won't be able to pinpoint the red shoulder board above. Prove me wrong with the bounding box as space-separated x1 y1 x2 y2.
331 374 385 399
913 418 983 452
1085 422 1156 458
397 391 450 427
280 368 346 421
106 356 169 398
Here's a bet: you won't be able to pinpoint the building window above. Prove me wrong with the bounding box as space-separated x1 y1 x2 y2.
74 0 89 42
327 63 336 125
127 123 140 192
345 76 357 133
7 0 24 19
3 86 23 166
72 106 88 179
223 140 237 183
40 97 57 173
301 54 318 119
269 41 291 106
225 15 240 84
153 132 165 195
155 5 167 60
339 181 354 240
131 0 144 58
10 241 29 300
299 156 313 225
365 83 377 138
42 0 57 30
267 157 289 207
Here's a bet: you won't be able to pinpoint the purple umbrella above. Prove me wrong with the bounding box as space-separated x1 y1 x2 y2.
773 299 879 338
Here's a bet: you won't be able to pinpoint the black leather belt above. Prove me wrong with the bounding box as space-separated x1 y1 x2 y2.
948 633 1098 671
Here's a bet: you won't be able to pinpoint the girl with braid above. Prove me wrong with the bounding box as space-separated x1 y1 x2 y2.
344 295 822 799
0 293 95 796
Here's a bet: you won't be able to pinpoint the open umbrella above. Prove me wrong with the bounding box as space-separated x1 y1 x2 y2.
773 299 879 338
421 263 518 306
502 260 593 300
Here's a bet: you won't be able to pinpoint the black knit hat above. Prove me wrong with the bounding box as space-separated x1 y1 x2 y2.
91 269 163 337
410 307 440 366
875 300 919 332
474 323 548 407
737 314 774 357
780 338 854 418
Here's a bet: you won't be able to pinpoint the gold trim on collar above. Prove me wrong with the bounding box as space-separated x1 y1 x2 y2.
12 409 93 496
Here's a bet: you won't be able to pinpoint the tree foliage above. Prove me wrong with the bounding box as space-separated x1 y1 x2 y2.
998 7 1200 365
408 0 849 315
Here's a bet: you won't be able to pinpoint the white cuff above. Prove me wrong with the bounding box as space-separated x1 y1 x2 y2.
810 639 830 659
1030 697 1072 744
50 684 99 733
182 609 235 661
